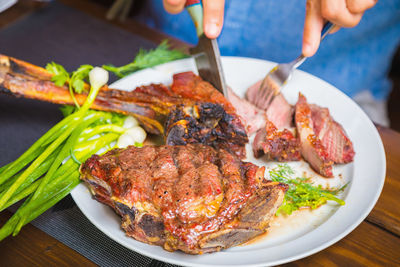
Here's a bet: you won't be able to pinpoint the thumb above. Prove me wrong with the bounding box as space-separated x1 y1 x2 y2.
303 0 324 57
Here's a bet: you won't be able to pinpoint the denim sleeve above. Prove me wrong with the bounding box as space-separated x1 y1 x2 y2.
135 0 400 100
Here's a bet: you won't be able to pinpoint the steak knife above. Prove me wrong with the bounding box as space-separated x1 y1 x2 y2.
185 0 228 96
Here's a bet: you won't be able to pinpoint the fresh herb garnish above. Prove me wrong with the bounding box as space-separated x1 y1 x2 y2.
46 62 70 87
45 63 93 93
70 64 93 93
103 40 188 78
46 63 94 108
270 164 347 216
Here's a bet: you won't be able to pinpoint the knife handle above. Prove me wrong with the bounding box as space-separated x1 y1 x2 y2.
185 0 203 37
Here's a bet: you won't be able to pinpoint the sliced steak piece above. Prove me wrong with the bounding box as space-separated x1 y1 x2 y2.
227 86 267 135
295 93 334 177
245 80 293 129
253 120 301 161
266 94 294 130
80 144 287 254
310 104 355 163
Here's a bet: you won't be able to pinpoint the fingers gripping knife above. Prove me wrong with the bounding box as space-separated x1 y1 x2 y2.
185 0 228 96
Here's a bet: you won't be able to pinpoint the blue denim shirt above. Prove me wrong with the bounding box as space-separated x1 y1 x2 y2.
136 0 400 100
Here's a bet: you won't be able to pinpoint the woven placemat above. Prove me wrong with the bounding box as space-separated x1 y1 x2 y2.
0 1 180 266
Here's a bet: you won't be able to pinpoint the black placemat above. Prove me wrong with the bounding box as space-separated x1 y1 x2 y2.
0 2 179 266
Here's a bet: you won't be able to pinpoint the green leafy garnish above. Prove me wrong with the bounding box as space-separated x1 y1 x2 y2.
46 62 70 87
46 63 94 108
103 40 188 78
70 65 93 93
270 164 347 216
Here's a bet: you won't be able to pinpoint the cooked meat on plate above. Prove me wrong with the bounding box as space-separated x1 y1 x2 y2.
0 54 356 253
81 144 287 254
229 79 355 177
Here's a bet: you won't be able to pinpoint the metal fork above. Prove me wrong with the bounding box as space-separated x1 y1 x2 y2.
254 22 335 110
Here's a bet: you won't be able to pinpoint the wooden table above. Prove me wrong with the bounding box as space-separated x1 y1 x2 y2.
0 1 399 266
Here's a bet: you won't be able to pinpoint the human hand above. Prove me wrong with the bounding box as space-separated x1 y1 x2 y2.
303 0 377 57
163 0 225 39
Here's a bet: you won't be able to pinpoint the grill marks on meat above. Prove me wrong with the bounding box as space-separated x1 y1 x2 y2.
80 144 287 254
253 120 301 161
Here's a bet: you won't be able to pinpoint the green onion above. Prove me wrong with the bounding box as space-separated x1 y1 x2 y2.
0 163 13 175
0 41 182 238
0 147 61 197
9 133 119 236
0 173 80 241
0 114 79 186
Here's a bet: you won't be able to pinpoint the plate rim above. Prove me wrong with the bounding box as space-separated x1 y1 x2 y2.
71 56 386 267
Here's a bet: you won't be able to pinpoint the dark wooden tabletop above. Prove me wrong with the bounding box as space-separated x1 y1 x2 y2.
0 1 399 266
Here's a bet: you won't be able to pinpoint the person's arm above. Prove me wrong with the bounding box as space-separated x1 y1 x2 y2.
163 0 377 56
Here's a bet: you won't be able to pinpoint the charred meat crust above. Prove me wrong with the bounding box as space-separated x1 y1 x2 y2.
165 103 248 159
252 120 301 161
80 144 287 254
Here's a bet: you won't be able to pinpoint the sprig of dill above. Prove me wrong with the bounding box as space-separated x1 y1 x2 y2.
270 164 347 216
103 40 188 78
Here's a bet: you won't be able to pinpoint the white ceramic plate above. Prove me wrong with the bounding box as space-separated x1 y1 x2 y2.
71 57 386 267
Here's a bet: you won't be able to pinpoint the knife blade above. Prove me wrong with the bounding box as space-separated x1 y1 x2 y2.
185 0 228 97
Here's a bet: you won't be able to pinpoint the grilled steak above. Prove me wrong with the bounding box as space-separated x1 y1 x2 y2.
310 104 355 163
0 55 248 157
227 86 268 135
295 94 334 177
253 120 301 161
246 80 293 130
165 102 248 158
227 80 294 136
165 73 248 158
80 144 287 254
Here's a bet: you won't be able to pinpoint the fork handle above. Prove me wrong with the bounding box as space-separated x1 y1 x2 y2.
185 0 204 37
321 22 335 41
